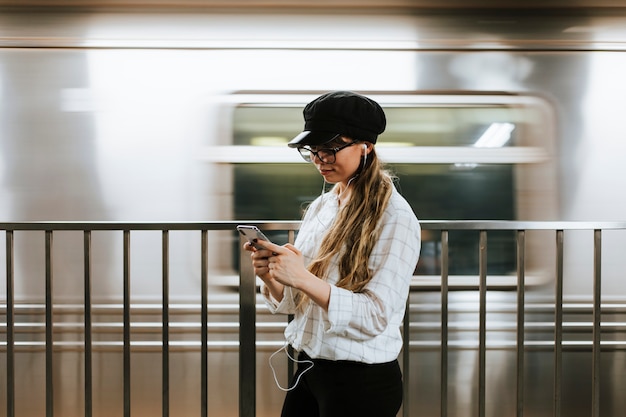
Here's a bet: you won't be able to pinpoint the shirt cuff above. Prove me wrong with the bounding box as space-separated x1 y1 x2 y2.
325 285 353 334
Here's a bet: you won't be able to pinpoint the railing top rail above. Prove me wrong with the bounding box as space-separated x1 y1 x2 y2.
1 220 626 231
419 220 626 230
0 220 302 231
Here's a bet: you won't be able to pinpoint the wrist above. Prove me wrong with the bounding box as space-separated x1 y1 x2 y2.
297 272 331 311
262 278 285 302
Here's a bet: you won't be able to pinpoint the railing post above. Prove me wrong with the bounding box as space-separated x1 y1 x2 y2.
84 231 93 417
123 230 131 417
402 297 410 417
592 230 602 417
6 231 15 417
286 229 296 384
516 230 525 417
478 230 487 417
554 230 564 417
45 230 54 417
440 230 449 417
162 230 170 417
201 230 209 417
239 237 256 417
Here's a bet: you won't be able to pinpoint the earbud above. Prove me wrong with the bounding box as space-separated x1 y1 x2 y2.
362 144 368 167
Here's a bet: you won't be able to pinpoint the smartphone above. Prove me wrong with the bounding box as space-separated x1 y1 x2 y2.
236 225 272 250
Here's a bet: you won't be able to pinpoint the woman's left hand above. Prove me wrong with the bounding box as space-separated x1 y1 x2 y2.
261 241 308 289
261 241 331 310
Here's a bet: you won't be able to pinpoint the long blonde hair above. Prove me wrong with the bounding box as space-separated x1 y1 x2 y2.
297 142 395 309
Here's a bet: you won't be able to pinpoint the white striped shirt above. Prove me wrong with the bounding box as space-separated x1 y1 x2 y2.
262 187 421 364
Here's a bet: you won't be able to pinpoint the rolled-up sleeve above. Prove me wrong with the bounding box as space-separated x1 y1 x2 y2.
261 283 298 314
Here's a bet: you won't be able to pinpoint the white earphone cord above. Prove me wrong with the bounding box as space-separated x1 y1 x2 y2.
269 343 314 392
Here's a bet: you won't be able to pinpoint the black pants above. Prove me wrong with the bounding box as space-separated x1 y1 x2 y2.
281 352 403 417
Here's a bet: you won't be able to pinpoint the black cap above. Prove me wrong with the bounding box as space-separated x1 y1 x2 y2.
287 91 386 148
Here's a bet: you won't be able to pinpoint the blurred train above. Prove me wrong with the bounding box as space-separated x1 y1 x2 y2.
1 3 626 417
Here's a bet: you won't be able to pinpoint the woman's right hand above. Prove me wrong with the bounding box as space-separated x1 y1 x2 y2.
243 241 272 280
243 241 285 301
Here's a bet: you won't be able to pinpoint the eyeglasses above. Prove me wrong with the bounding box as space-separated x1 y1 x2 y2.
297 141 357 164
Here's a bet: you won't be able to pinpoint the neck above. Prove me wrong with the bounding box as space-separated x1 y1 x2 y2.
336 176 357 205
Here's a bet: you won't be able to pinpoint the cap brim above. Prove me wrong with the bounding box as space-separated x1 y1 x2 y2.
287 131 340 148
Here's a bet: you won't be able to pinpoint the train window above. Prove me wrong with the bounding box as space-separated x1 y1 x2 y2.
209 93 555 279
230 106 318 220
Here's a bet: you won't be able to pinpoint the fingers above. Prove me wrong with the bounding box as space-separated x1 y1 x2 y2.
245 240 296 285
252 258 270 278
250 248 274 260
243 241 269 253
250 252 271 277
258 240 286 254
283 243 301 255
244 239 280 254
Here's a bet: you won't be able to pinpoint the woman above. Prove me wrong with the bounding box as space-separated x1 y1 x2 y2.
244 91 421 417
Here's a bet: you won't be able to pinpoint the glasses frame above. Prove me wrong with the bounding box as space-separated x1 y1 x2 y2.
297 141 358 164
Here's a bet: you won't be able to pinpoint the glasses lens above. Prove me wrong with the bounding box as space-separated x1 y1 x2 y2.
297 147 313 162
316 149 334 163
297 146 341 164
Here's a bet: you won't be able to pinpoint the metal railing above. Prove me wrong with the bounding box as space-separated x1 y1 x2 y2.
2 220 626 417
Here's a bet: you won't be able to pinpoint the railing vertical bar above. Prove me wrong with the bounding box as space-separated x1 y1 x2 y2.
402 297 410 417
201 230 208 417
6 231 15 417
516 230 526 417
554 230 564 417
162 230 170 417
478 230 487 417
592 230 602 417
84 231 93 417
239 234 256 417
45 230 54 417
441 230 449 417
123 230 131 417
287 229 296 382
